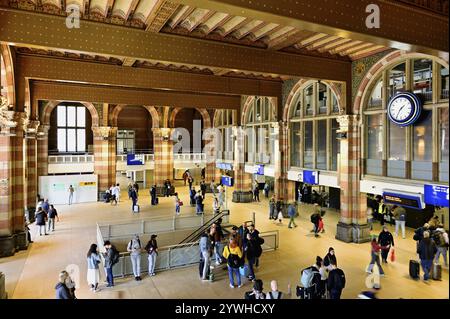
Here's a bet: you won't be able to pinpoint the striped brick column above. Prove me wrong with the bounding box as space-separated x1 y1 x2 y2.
203 127 221 183
0 110 28 257
335 115 370 243
153 128 174 186
232 127 252 202
25 121 40 220
93 127 117 192
36 124 50 178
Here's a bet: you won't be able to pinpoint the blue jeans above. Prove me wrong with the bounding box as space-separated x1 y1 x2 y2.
330 289 342 299
105 267 114 286
421 259 433 280
176 205 180 214
48 218 55 231
247 257 256 279
435 247 448 266
132 199 137 211
196 204 203 214
227 266 241 286
214 241 223 263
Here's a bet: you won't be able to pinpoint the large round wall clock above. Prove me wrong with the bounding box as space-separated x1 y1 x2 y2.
387 92 422 127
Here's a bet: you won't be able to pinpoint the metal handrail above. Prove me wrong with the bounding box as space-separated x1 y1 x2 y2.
178 210 230 245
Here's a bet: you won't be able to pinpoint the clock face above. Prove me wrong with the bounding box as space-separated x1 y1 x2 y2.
387 92 422 126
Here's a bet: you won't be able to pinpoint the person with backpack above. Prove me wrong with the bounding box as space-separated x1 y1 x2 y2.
86 244 101 292
199 232 212 281
266 280 291 299
195 191 204 215
392 205 407 239
244 279 265 299
127 235 142 281
244 233 261 282
378 226 394 263
247 224 263 267
145 235 158 276
417 231 437 281
47 204 59 232
287 202 297 229
298 263 322 299
103 240 119 287
433 224 449 267
366 237 385 276
327 259 346 299
35 207 48 236
222 237 243 288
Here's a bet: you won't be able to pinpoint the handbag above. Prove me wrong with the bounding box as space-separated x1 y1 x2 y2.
390 248 396 262
179 201 183 206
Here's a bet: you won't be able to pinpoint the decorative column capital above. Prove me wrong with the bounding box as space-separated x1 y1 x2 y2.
152 127 172 142
24 120 40 139
92 126 117 140
1 97 27 136
36 124 50 140
336 115 360 133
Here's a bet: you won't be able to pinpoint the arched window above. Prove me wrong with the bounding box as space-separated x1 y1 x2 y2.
289 81 340 171
363 57 449 182
244 97 277 164
55 104 89 153
214 109 235 161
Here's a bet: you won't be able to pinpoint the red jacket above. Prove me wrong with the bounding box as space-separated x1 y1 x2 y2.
371 241 383 253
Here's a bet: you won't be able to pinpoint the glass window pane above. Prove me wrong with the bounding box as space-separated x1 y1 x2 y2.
332 94 339 113
228 110 233 125
291 122 301 167
293 98 301 118
441 66 449 100
367 114 384 159
256 99 261 122
318 83 328 114
67 129 76 152
57 129 66 152
440 108 449 182
317 120 327 169
387 122 406 178
304 85 314 116
77 129 86 152
331 119 339 171
413 59 433 102
77 107 86 127
412 113 433 180
368 78 383 108
388 63 406 99
57 105 66 127
263 99 269 122
67 106 76 127
304 121 313 168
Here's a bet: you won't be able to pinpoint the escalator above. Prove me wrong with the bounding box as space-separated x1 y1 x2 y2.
178 210 230 245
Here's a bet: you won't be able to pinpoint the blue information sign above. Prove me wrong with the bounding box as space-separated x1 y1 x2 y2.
221 176 234 187
127 154 144 165
254 164 264 175
303 170 319 185
382 190 425 210
424 184 449 207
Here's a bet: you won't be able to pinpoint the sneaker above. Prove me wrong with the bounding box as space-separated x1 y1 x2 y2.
135 277 139 281
229 284 235 288
238 284 243 288
44 233 48 236
152 273 156 276
202 278 209 281
94 288 101 292
288 226 292 229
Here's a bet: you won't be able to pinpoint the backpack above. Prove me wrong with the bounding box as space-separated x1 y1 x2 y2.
300 266 320 289
226 246 241 269
433 231 447 247
111 247 120 265
268 291 282 299
331 269 346 290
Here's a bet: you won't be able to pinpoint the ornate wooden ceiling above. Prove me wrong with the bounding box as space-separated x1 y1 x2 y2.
3 0 392 66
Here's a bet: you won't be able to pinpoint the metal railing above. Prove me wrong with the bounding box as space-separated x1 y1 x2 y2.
48 154 94 163
178 210 230 245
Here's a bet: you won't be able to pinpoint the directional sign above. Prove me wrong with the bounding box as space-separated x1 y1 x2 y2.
424 184 449 207
127 154 145 165
221 176 234 187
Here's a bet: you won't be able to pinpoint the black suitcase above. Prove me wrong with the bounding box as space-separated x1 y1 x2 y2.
432 263 442 281
409 260 420 279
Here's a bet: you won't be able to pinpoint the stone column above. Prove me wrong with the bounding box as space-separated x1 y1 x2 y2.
93 126 117 192
36 124 50 179
25 120 39 223
203 127 221 183
232 126 252 203
153 128 174 186
0 105 28 257
335 115 370 243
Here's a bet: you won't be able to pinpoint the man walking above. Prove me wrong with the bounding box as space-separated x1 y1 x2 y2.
150 185 157 205
392 205 407 239
68 185 74 205
378 226 394 263
287 202 297 229
130 186 138 212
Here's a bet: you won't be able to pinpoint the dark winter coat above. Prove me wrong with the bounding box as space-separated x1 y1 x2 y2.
378 231 394 247
35 211 47 226
417 238 437 261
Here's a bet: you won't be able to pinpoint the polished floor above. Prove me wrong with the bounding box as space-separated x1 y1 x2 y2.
1 182 448 299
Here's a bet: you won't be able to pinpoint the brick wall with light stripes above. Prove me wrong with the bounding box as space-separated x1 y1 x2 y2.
93 127 117 191
26 137 37 208
0 135 13 237
153 128 174 186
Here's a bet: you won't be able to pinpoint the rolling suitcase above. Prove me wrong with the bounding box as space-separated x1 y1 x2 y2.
432 263 442 281
133 205 140 213
409 260 420 279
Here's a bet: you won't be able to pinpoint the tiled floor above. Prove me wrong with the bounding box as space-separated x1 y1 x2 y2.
1 183 448 299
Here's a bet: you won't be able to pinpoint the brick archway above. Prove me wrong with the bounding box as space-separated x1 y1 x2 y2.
169 107 211 128
110 104 160 128
282 79 343 122
353 50 449 115
42 100 100 127
0 44 15 107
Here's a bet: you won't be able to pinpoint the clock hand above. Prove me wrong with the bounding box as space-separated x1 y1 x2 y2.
396 104 406 118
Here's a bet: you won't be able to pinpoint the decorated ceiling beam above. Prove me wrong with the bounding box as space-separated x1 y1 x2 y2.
31 80 242 109
175 0 448 59
0 8 351 81
16 54 281 97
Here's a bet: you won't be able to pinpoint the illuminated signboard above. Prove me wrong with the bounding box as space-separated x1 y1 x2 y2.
127 154 145 165
221 176 234 187
424 184 449 207
216 162 233 170
254 164 264 175
303 170 319 185
382 189 425 210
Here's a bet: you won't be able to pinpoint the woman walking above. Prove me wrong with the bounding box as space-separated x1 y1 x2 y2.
35 207 48 236
86 244 101 292
145 235 158 276
367 237 385 276
174 193 181 215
